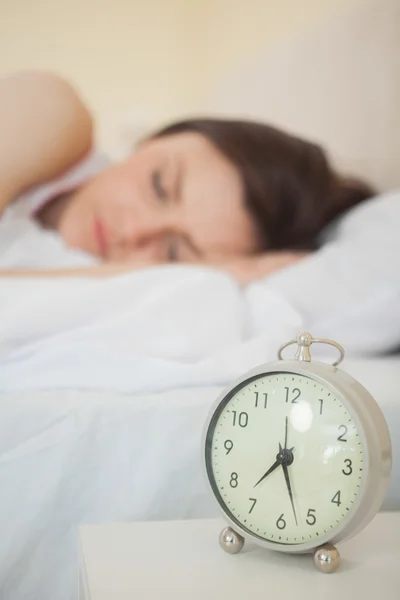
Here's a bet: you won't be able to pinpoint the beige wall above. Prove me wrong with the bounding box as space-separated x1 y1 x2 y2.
0 0 190 142
0 0 365 147
185 0 363 111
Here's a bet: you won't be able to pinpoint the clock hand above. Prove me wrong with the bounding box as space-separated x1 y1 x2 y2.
253 458 280 488
255 439 296 489
282 461 298 525
284 416 288 449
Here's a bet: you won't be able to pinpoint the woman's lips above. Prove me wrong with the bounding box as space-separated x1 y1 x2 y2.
94 218 108 258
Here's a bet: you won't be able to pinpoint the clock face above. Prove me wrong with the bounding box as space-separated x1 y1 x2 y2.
205 371 365 546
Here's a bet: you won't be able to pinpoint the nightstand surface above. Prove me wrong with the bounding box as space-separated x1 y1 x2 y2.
79 512 400 599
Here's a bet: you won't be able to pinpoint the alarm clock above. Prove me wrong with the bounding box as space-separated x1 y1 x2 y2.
203 332 392 572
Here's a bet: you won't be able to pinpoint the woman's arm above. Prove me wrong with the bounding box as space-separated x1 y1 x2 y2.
210 252 310 285
0 70 93 214
0 264 139 279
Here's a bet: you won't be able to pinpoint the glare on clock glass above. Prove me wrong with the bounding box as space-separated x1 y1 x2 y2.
206 372 364 545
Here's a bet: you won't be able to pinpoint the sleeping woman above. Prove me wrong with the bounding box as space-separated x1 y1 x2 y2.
0 70 375 284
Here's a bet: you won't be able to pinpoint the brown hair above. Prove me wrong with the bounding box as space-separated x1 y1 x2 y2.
154 118 375 250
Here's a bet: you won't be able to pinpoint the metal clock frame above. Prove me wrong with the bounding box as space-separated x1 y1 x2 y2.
203 357 392 556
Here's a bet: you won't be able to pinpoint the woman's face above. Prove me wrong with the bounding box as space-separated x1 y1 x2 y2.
53 132 261 263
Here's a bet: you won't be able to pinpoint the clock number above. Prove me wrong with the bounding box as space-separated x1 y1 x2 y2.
230 472 239 488
276 514 286 530
331 491 342 506
285 387 301 403
224 440 233 455
337 425 348 442
254 392 268 408
248 498 257 514
342 459 353 475
306 508 317 526
318 399 323 415
232 411 248 428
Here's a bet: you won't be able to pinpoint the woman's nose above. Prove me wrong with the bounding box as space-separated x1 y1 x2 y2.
125 211 176 259
135 209 171 241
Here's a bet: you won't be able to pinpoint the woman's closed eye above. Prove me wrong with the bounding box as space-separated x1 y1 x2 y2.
152 169 168 201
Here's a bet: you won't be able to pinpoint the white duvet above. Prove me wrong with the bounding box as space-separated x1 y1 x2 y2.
0 266 303 392
0 264 393 393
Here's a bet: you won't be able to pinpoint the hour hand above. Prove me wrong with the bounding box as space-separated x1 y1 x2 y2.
253 459 280 488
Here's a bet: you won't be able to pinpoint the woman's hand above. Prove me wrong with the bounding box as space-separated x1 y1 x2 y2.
206 251 310 285
0 259 158 279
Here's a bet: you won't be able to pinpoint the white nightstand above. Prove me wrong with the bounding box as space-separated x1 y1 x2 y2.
79 513 400 600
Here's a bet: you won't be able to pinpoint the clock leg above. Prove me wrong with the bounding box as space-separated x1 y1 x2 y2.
219 527 245 554
313 543 340 573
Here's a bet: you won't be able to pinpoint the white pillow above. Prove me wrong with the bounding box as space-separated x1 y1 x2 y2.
246 189 400 354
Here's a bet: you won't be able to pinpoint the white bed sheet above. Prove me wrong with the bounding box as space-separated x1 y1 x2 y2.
0 356 399 600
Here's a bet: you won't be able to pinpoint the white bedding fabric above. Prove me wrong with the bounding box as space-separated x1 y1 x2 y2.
0 363 399 600
1 190 399 394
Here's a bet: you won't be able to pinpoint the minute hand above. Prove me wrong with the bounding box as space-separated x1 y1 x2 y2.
282 462 298 525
